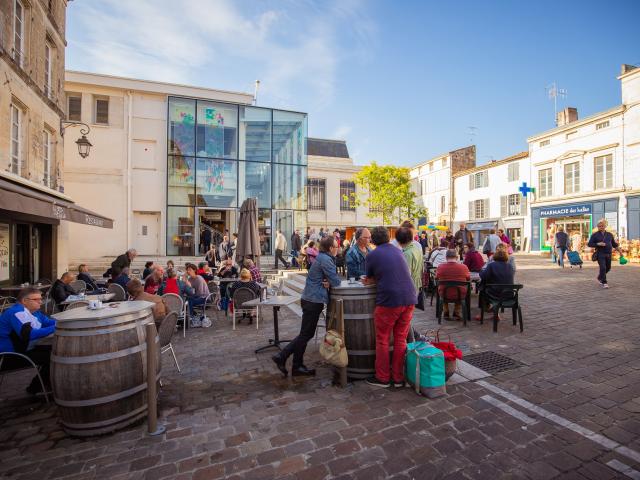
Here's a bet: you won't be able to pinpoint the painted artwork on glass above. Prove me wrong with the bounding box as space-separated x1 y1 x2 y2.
169 100 195 156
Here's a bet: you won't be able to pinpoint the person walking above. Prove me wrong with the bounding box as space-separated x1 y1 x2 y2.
454 223 474 259
272 236 342 377
345 227 371 279
419 232 429 255
219 235 232 261
291 230 302 268
482 229 502 260
587 220 621 288
554 226 569 268
497 229 512 254
274 230 290 269
202 227 212 254
362 227 417 388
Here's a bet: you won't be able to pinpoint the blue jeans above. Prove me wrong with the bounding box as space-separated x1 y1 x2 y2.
556 246 567 267
188 296 206 317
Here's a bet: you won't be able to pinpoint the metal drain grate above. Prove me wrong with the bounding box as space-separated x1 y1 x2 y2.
463 351 522 374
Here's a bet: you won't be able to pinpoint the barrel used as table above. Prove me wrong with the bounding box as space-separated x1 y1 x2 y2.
51 301 160 437
328 281 377 380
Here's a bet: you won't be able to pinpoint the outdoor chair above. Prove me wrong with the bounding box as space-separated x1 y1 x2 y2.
479 284 524 333
207 280 218 294
159 311 181 372
192 293 216 326
427 267 438 306
161 293 186 337
70 279 86 293
42 289 56 315
0 352 50 404
231 287 259 330
0 296 16 313
66 300 90 310
36 278 52 286
434 280 471 326
107 283 126 301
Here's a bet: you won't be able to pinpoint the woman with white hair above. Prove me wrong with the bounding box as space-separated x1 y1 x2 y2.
587 220 621 288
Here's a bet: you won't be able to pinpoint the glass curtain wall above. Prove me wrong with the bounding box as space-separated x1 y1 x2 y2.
167 97 307 256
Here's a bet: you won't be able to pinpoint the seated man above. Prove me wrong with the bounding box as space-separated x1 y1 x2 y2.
158 269 193 297
126 279 167 325
113 267 131 290
462 243 485 272
77 264 99 291
51 272 78 307
185 263 210 323
428 246 448 268
144 267 163 295
435 249 470 320
217 258 238 298
244 259 262 283
0 287 56 394
197 262 214 282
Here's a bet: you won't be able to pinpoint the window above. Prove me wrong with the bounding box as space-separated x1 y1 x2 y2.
501 194 525 217
594 154 613 190
42 129 51 187
469 171 488 190
307 178 326 210
564 162 580 194
442 158 448 167
10 104 21 175
44 43 52 98
429 162 434 172
196 101 238 159
539 139 550 147
538 168 553 198
13 0 24 66
440 195 446 213
469 199 489 220
508 162 519 182
566 131 577 140
369 204 383 214
94 97 109 124
340 180 356 211
67 94 81 121
595 120 610 131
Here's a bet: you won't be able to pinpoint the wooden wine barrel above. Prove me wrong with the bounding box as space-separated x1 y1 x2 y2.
328 281 377 380
51 301 160 437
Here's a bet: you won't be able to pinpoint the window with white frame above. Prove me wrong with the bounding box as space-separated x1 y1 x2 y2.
538 168 553 198
44 43 52 98
13 0 24 67
469 170 488 190
564 162 580 194
500 194 524 217
306 178 326 210
42 129 51 187
594 154 613 190
539 139 550 147
440 195 446 213
508 162 519 182
10 103 22 175
67 94 82 121
595 120 610 131
94 96 109 124
340 180 356 211
469 199 489 220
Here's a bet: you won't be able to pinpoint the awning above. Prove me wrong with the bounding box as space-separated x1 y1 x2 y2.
0 178 113 228
466 219 499 230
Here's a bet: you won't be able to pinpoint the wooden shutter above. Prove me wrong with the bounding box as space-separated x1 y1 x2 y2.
469 175 474 191
483 199 490 219
520 194 527 216
469 201 474 220
500 196 508 217
483 171 489 188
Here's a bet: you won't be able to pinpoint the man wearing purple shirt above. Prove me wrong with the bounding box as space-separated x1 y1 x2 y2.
363 227 416 388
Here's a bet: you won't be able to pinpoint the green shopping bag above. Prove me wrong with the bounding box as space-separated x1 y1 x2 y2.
619 255 628 265
405 341 446 398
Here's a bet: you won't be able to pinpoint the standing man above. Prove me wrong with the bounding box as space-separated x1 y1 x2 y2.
419 231 429 255
111 249 137 277
362 227 417 388
588 220 620 289
219 235 232 261
202 226 212 254
0 287 56 394
274 230 290 269
345 227 371 279
291 229 302 268
454 223 474 260
272 236 342 377
482 229 502 260
554 226 569 268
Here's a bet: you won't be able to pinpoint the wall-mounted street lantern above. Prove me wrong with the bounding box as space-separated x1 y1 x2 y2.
60 120 93 159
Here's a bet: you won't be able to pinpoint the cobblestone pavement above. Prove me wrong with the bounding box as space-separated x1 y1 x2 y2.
1 255 639 479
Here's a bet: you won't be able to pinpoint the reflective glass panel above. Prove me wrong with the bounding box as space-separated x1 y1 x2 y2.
195 158 237 207
239 106 271 162
196 101 238 158
168 98 196 156
273 110 307 165
272 164 306 209
167 206 195 256
168 155 195 205
258 209 272 256
238 161 271 208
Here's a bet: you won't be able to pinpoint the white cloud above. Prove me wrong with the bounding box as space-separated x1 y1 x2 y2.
66 0 375 110
332 124 352 140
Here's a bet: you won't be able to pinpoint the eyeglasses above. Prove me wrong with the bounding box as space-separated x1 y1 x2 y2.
25 297 43 302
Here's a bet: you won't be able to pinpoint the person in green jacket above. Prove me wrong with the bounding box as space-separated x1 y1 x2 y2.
396 227 423 303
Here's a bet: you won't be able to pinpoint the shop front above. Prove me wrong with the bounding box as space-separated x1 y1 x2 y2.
503 219 525 252
465 219 499 249
531 198 618 254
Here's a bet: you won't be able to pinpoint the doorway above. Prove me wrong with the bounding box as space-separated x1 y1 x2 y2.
506 228 522 252
196 209 237 255
133 212 161 255
274 211 293 255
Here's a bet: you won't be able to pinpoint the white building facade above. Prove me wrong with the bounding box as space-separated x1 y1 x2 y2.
527 64 640 253
453 152 530 251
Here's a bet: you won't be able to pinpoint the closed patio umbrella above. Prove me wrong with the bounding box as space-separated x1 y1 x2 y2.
236 197 261 266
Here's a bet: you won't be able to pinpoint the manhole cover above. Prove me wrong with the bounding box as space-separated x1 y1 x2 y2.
463 351 522 374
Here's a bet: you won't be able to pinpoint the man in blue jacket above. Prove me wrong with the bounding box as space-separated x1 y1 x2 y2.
345 227 371 279
587 220 621 288
272 235 342 377
0 287 56 394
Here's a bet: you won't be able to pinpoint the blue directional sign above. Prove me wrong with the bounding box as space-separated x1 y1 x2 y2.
519 182 535 197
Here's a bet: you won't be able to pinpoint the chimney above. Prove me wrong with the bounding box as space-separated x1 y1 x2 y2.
556 107 578 127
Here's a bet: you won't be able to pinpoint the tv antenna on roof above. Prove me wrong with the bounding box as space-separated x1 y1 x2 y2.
467 126 478 144
546 82 567 125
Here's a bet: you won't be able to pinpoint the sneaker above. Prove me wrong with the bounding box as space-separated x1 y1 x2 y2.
393 380 411 388
201 317 212 328
602 283 609 289
365 377 390 388
189 316 202 328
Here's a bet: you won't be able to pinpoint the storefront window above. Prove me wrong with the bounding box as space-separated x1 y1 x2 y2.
167 206 195 256
272 164 306 209
168 98 196 156
238 161 271 208
240 106 271 162
195 159 237 208
258 209 272 255
168 155 195 205
273 111 307 165
196 101 238 159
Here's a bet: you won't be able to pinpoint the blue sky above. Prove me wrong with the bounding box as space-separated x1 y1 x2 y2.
66 0 640 166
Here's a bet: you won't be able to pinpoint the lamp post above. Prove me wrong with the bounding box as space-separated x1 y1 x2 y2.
60 120 93 159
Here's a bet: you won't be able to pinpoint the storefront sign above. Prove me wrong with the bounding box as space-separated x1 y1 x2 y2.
0 224 9 282
539 203 591 218
467 221 498 230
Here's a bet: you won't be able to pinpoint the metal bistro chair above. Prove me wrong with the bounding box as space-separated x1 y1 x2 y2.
192 293 216 326
159 311 181 372
479 284 524 333
0 352 50 404
231 287 259 330
161 293 186 337
70 279 87 294
66 300 90 310
0 296 17 313
107 283 127 302
435 280 471 326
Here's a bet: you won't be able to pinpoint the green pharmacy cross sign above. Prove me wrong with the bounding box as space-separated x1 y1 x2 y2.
519 182 535 197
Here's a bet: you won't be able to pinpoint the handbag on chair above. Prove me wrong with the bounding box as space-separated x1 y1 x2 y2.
319 302 348 368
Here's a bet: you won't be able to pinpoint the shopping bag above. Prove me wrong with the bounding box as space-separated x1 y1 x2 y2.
619 255 628 265
405 341 446 398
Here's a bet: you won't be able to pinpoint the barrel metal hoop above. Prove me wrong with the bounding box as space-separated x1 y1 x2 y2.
54 373 161 407
61 404 148 429
52 343 146 364
346 349 376 356
54 322 139 337
335 295 376 300
62 411 148 437
55 310 152 327
342 313 374 320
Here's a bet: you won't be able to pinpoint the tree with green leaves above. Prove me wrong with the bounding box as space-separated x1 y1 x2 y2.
349 162 427 225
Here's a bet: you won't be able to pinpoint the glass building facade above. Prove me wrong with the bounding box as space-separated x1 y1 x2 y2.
167 97 307 256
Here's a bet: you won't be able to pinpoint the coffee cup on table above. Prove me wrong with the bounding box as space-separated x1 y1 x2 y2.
89 300 99 309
